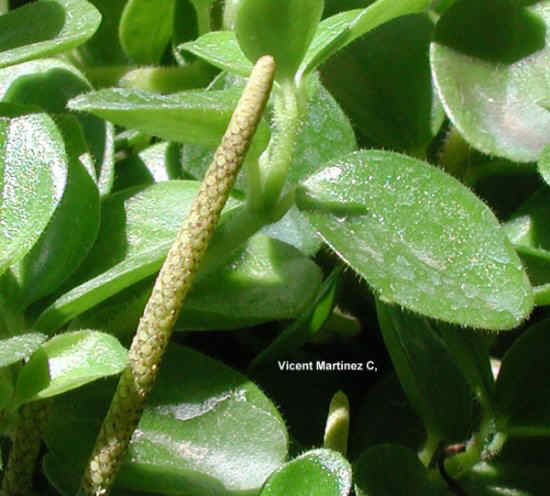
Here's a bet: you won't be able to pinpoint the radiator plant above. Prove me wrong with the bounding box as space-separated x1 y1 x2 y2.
1 0 550 495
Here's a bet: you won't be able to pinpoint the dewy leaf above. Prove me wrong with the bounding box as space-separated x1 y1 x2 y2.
0 0 101 68
14 330 127 406
43 344 288 496
0 332 47 368
68 87 270 150
260 449 351 496
300 0 430 76
179 31 253 77
119 0 175 64
495 318 550 436
33 180 224 333
10 116 100 310
376 301 473 442
296 150 533 330
431 0 550 162
354 444 435 496
0 111 68 275
234 0 324 81
0 57 116 196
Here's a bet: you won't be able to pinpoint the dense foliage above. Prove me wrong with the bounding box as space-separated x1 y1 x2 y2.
1 0 550 494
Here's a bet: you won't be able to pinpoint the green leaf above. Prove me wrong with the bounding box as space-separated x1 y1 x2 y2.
0 57 116 196
296 150 533 329
234 0 324 81
179 31 253 76
33 180 219 333
0 0 101 68
260 449 351 496
76 0 129 66
354 444 436 496
495 318 550 436
300 0 430 76
250 265 342 369
119 0 175 64
0 111 68 275
68 86 270 151
320 13 444 153
14 330 127 406
436 323 495 410
70 233 323 335
0 366 12 411
10 116 100 309
431 0 550 162
0 332 47 368
44 344 288 496
376 301 473 442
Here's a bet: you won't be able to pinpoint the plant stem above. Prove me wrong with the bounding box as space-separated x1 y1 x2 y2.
77 55 275 496
1 400 51 496
258 80 301 213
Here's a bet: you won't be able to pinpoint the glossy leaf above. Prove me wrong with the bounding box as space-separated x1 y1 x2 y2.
354 444 436 496
0 112 68 275
70 233 323 334
538 143 550 186
0 57 116 196
33 180 216 332
179 31 253 76
376 301 473 442
119 0 175 64
0 332 47 368
300 0 430 76
14 330 127 406
68 86 270 152
495 318 550 436
261 449 351 496
10 116 100 309
431 0 550 162
235 0 324 81
321 13 444 153
0 0 101 68
296 150 533 329
44 345 288 496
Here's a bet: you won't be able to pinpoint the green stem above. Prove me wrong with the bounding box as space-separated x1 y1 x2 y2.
1 400 52 496
259 80 301 212
77 56 275 496
194 0 212 35
438 125 471 181
418 431 441 467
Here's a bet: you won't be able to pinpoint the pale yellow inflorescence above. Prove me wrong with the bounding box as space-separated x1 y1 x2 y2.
79 55 276 496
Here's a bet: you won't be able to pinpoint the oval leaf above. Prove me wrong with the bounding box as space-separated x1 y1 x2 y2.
14 330 128 406
44 344 288 496
296 150 533 329
68 86 270 151
10 116 100 309
119 0 175 64
260 448 351 496
0 111 68 275
431 0 550 162
0 0 101 68
495 318 550 436
235 0 324 81
179 31 253 76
